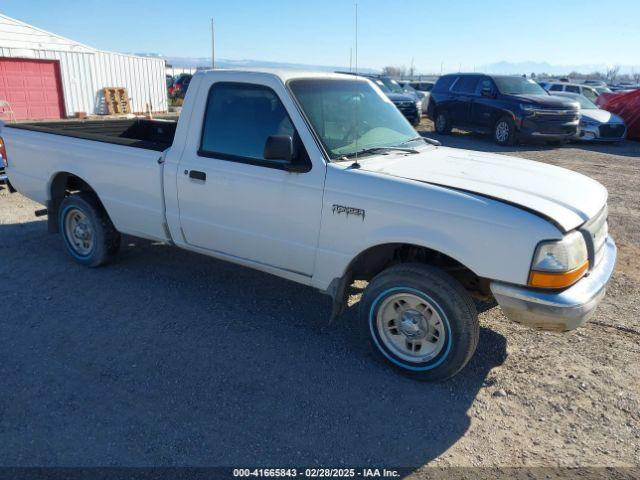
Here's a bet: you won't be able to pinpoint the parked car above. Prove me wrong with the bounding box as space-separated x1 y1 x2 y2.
408 80 436 94
166 74 174 90
398 81 429 112
593 85 613 95
583 79 607 87
169 73 192 98
2 70 616 381
427 73 580 145
551 92 627 142
540 81 600 102
339 72 422 125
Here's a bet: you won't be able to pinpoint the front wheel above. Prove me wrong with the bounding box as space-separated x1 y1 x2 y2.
494 116 517 146
360 264 479 381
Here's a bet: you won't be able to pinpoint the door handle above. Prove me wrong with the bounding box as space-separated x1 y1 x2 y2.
188 170 206 181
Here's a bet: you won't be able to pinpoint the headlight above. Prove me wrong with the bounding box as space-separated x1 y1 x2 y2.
520 103 537 112
581 118 599 126
529 231 589 289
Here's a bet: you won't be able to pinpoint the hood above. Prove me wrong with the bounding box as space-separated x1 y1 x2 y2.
510 93 579 109
386 92 416 102
581 108 624 124
360 146 607 231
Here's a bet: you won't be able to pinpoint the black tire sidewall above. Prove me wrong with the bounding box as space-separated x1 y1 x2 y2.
434 111 450 134
59 194 108 267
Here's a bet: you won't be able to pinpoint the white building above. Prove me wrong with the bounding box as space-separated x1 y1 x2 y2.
0 13 168 120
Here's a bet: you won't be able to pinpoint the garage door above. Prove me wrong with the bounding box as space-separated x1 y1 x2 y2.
0 58 65 120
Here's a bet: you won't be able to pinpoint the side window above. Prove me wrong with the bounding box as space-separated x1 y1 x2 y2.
200 82 296 164
476 78 493 94
566 85 580 93
582 87 598 101
433 76 458 92
451 76 480 94
549 84 563 91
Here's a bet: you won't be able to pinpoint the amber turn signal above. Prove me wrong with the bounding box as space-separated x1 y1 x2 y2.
528 260 589 289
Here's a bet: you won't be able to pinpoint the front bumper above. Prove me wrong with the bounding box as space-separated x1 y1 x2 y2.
490 236 616 332
518 115 579 140
576 124 626 142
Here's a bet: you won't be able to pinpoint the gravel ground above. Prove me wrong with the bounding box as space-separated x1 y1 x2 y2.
0 122 638 471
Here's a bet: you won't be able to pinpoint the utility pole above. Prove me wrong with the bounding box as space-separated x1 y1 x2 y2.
211 18 215 69
349 48 352 72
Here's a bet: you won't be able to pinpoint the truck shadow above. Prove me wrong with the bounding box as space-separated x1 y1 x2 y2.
0 223 507 468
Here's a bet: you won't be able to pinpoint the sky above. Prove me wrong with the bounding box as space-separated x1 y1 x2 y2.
2 0 640 73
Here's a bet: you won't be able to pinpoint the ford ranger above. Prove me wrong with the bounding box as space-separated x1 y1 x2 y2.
0 70 616 380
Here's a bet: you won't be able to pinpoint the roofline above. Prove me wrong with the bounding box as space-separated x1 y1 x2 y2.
0 13 95 51
0 13 166 63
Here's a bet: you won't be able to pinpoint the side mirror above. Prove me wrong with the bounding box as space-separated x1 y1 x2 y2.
481 88 493 98
264 135 293 162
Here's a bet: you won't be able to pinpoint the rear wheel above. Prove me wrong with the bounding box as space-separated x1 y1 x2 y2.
434 111 452 134
360 263 479 381
59 192 120 267
494 116 517 145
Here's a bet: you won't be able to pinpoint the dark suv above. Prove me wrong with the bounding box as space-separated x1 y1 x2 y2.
338 72 422 126
427 74 580 145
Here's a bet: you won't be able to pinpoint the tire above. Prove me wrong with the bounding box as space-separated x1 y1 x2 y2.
494 116 517 146
360 263 479 381
59 192 121 267
434 110 452 134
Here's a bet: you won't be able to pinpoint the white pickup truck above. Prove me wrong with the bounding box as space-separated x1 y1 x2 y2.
1 70 616 380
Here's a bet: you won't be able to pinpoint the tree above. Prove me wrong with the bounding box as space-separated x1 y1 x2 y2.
606 65 620 84
381 66 407 78
633 69 640 85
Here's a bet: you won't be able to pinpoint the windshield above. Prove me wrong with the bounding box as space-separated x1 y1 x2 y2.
559 94 597 109
494 77 548 96
289 78 419 160
380 77 404 93
372 79 391 93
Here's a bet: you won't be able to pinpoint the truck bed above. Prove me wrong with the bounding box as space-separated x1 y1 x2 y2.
7 118 177 152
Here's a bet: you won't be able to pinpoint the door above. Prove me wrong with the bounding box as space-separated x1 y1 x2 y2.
0 58 65 120
176 81 325 277
470 77 497 131
449 76 479 126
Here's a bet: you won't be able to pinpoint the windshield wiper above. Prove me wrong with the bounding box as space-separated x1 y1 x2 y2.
342 146 420 159
397 136 442 147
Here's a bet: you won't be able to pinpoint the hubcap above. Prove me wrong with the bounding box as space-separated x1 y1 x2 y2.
495 121 509 142
64 208 94 256
376 292 446 363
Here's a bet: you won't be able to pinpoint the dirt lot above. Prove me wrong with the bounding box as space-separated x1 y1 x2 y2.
0 122 638 471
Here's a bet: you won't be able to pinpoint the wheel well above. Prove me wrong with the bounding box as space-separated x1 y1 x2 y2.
48 172 100 233
329 243 491 320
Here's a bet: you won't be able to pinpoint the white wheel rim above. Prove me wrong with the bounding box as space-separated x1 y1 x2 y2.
495 121 509 142
64 208 94 256
376 292 446 363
